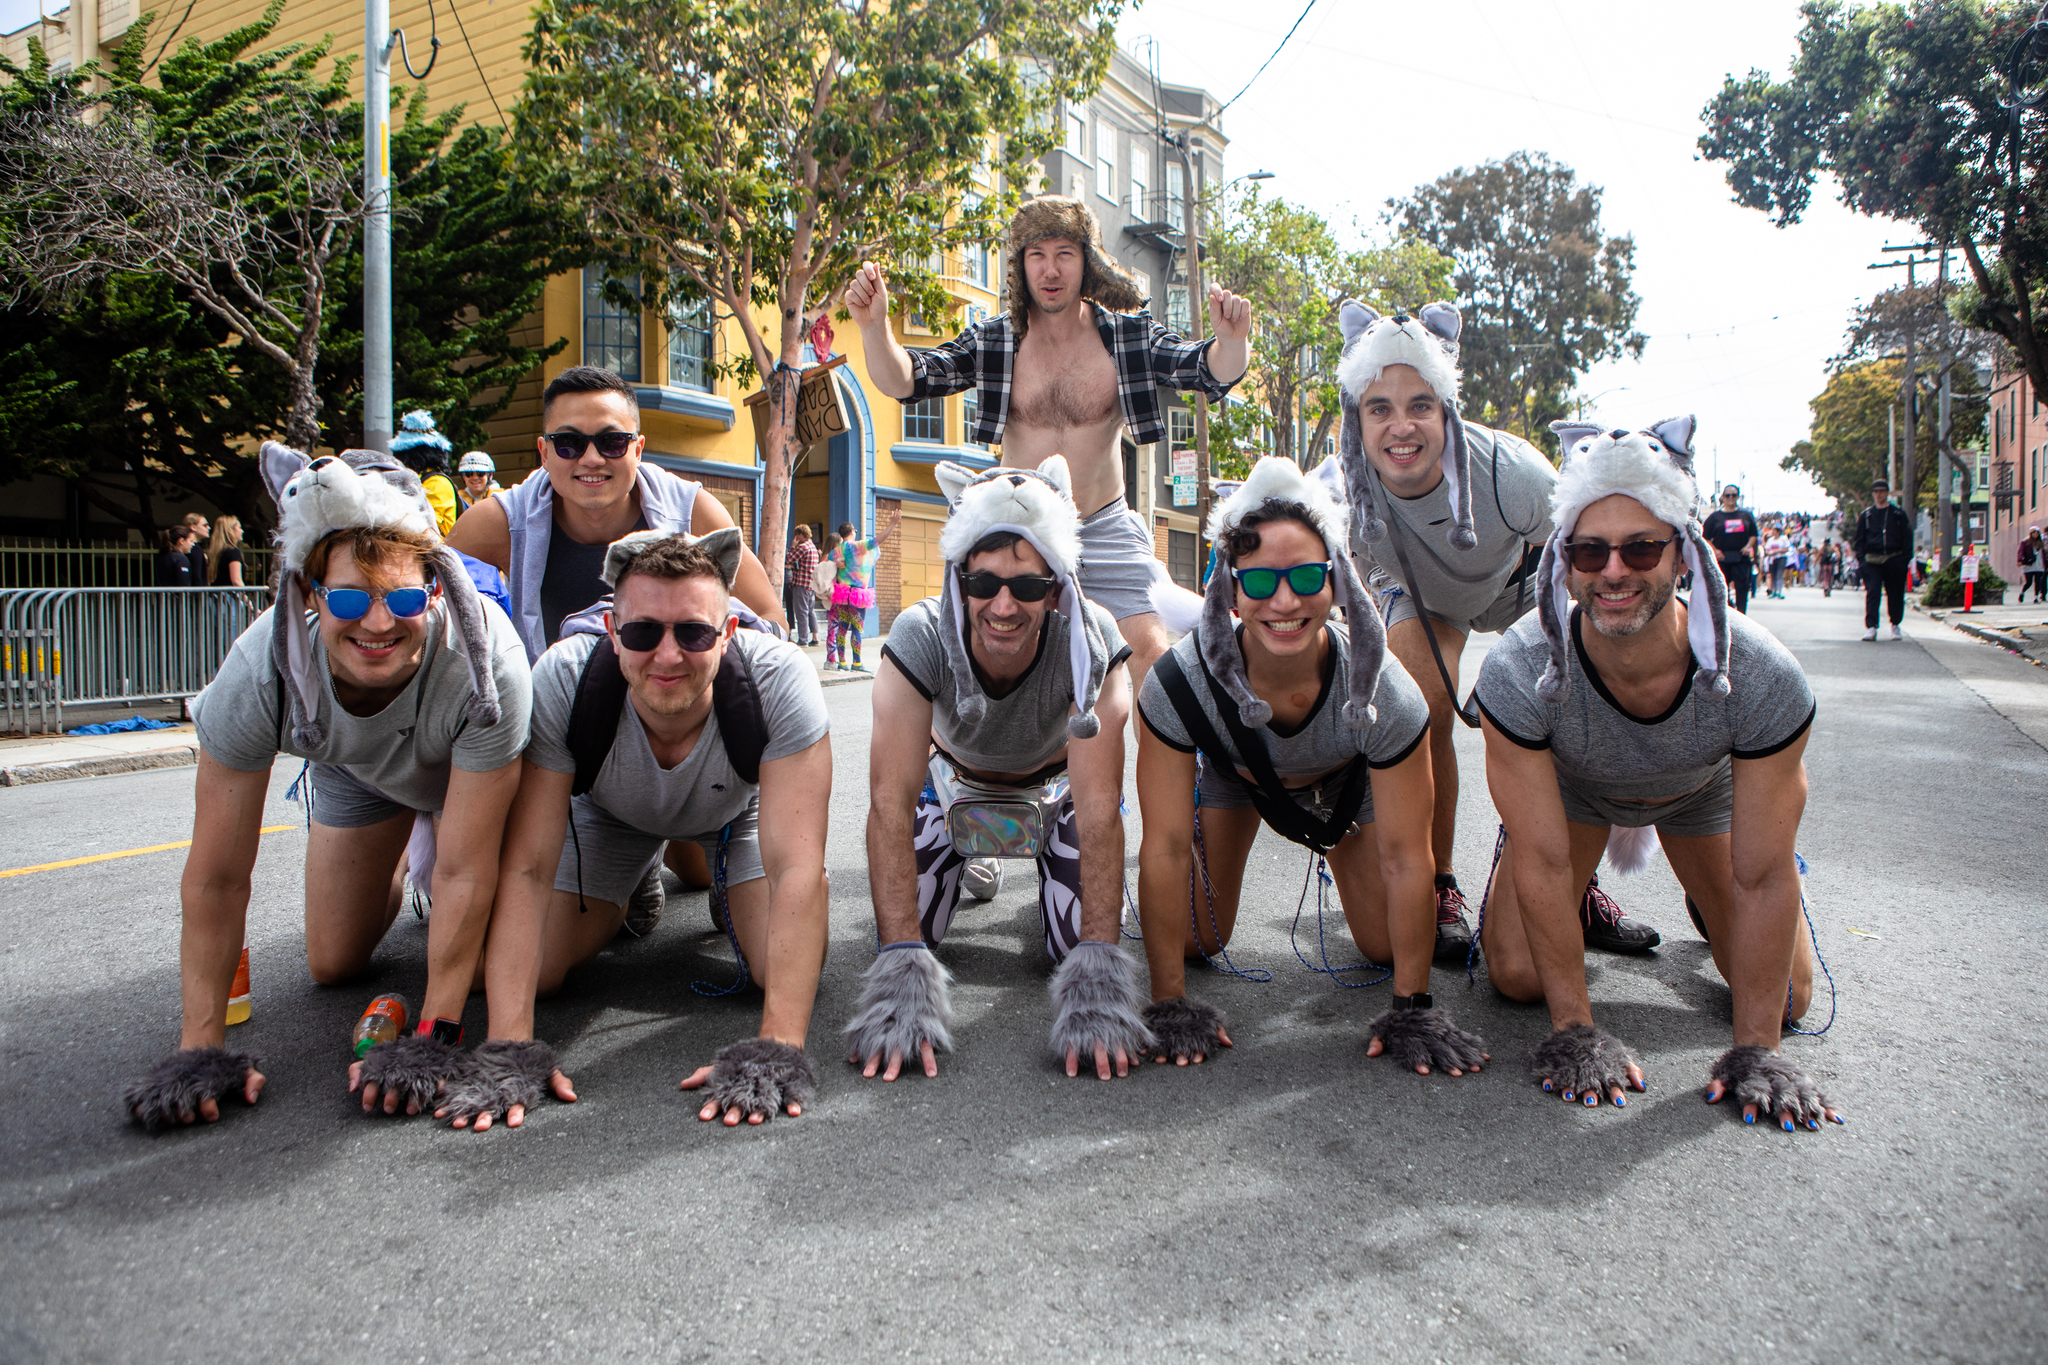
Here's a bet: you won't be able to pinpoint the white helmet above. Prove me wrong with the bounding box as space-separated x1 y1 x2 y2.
457 450 496 474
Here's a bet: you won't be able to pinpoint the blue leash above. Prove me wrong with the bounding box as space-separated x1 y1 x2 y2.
692 823 752 997
1185 795 1271 982
1287 852 1390 989
1783 851 1837 1036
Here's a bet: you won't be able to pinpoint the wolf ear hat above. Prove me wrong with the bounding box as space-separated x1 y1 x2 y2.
1334 300 1476 551
1533 416 1729 703
599 526 744 593
931 457 1111 739
1149 455 1384 731
259 441 501 750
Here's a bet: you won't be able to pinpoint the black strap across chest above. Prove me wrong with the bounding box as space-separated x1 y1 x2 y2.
566 636 767 796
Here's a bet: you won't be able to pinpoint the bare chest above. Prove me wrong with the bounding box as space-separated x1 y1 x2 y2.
1010 332 1120 432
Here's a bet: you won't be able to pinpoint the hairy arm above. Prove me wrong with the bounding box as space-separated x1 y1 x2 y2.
447 495 512 575
1482 717 1591 1029
752 736 832 1046
1727 734 1810 1050
1368 742 1437 998
866 659 934 945
1134 723 1197 1001
177 752 272 1050
421 758 521 1026
690 493 787 627
1067 664 1131 943
482 761 573 1040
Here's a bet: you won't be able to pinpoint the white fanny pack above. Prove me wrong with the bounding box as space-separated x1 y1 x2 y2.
926 753 1068 860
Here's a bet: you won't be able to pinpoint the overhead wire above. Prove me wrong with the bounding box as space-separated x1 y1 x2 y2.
1214 0 1320 116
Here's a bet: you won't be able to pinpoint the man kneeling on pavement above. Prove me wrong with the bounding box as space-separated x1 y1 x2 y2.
1472 417 1841 1131
846 458 1149 1083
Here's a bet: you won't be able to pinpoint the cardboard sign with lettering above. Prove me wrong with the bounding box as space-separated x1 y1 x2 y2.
745 354 850 460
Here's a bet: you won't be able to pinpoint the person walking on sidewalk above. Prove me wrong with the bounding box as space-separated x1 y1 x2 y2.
1853 477 1912 641
2019 527 2046 605
824 510 897 672
1702 485 1760 613
785 526 821 647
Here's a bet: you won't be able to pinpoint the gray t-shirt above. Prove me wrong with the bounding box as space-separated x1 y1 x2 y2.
194 600 533 811
1137 623 1430 776
1474 604 1816 802
1353 422 1557 623
526 628 829 838
881 596 1129 774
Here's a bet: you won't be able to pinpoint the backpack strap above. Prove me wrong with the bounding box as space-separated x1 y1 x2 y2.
712 639 769 785
565 637 629 797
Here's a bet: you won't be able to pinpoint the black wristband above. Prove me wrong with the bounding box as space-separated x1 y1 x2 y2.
1390 993 1434 1012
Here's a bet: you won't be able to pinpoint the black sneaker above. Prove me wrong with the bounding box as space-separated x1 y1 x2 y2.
1433 879 1474 964
1685 893 1709 944
1582 875 1660 954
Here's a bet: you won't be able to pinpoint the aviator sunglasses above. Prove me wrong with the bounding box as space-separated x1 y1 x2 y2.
1562 536 1676 574
311 581 432 620
959 570 1059 602
615 619 724 653
1232 562 1332 599
545 429 637 461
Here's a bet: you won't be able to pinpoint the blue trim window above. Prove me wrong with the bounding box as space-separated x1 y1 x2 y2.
583 267 641 380
668 295 713 392
902 395 944 443
962 386 981 446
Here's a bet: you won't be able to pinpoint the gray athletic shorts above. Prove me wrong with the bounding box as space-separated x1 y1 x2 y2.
1195 753 1376 825
550 792 765 906
1078 497 1167 621
1556 758 1734 838
1373 567 1535 637
309 762 424 827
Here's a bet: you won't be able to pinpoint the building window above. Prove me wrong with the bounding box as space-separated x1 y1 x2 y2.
1166 161 1186 232
963 386 982 444
667 295 713 392
583 267 641 380
1130 270 1153 306
1168 407 1194 451
1167 284 1191 336
1064 106 1087 160
1095 117 1115 202
903 395 944 443
1128 143 1149 218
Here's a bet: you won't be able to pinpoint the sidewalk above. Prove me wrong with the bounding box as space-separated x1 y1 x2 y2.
0 718 199 787
1916 598 2048 667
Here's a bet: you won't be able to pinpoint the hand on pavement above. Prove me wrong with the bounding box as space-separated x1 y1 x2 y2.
438 1069 577 1133
679 1063 805 1126
1064 1041 1137 1081
859 1039 939 1082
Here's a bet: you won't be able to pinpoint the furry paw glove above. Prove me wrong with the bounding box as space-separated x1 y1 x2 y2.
437 1040 560 1126
843 943 955 1065
1711 1044 1837 1128
357 1033 474 1114
1047 941 1155 1062
1368 1006 1487 1073
1531 1024 1639 1102
124 1047 260 1132
707 1038 815 1118
1142 996 1226 1063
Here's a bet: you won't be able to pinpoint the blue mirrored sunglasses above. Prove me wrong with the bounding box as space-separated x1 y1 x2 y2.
1232 562 1332 600
311 582 433 620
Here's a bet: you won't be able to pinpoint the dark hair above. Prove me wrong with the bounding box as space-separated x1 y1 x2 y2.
396 445 450 477
158 526 192 552
966 530 1027 560
542 365 639 419
793 525 812 542
613 536 728 595
1219 498 1323 566
838 521 856 538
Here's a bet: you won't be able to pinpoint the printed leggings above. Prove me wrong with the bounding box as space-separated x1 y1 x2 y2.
826 603 864 664
912 783 1087 963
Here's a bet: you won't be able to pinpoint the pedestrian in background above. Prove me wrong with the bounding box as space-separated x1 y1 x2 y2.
1703 484 1759 613
456 451 503 511
391 410 461 536
206 516 245 586
824 509 898 672
2019 526 2046 604
180 513 210 586
785 525 820 647
1764 527 1792 598
155 525 197 586
1853 476 1912 641
1818 539 1839 597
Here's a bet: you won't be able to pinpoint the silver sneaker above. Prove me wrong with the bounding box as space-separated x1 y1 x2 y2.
1861 627 1878 641
1889 623 1903 641
962 857 1005 901
623 862 665 938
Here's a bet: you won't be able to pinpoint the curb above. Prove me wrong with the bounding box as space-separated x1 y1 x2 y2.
1919 606 2048 669
0 743 201 787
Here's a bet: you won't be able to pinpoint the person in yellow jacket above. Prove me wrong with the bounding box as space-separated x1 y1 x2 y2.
392 410 461 537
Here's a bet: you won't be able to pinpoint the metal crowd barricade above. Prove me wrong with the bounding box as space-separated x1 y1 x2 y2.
0 587 271 735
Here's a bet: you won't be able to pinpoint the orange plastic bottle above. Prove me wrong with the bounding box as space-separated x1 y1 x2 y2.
223 946 251 1026
351 994 411 1058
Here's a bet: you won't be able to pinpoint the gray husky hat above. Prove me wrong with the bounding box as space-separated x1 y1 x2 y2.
1334 300 1476 552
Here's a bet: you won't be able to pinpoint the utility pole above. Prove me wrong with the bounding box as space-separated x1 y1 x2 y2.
1888 404 1896 490
1872 247 1936 559
363 0 393 453
1175 130 1211 566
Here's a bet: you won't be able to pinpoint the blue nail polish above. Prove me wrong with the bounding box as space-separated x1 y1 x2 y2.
1744 1113 1755 1124
1615 1095 1626 1107
1782 1118 1794 1131
1562 1090 1574 1101
1832 1114 1846 1125
1542 1081 1553 1092
1585 1093 1597 1106
1807 1120 1818 1130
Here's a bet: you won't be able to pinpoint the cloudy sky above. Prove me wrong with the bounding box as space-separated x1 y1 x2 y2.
5 0 1921 510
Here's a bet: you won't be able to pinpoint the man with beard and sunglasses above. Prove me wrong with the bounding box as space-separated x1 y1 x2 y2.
1472 419 1838 1133
472 529 832 1130
844 459 1145 1086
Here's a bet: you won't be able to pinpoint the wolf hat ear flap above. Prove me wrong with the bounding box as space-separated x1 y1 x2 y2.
1334 300 1475 550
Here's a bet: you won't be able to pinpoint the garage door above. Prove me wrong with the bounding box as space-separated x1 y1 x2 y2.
896 508 946 617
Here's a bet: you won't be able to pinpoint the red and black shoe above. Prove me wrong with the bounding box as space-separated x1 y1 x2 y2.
1582 874 1661 954
1433 876 1474 965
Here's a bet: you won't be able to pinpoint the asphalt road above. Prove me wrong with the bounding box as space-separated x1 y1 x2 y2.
1 592 2043 1364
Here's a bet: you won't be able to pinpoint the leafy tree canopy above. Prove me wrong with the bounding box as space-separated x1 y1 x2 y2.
1786 352 1984 506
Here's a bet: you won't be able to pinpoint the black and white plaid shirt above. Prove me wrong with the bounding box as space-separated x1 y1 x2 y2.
906 308 1237 447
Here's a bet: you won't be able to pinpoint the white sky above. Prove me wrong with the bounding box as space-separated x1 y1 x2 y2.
6 0 1915 511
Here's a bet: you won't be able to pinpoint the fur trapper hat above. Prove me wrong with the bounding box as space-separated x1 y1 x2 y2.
1533 416 1730 703
1005 195 1147 337
259 441 501 750
1149 456 1383 730
1335 300 1477 552
932 457 1111 739
599 527 743 593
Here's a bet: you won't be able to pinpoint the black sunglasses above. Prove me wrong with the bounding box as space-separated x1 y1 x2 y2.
545 430 637 461
615 619 723 653
959 570 1058 602
1563 537 1676 574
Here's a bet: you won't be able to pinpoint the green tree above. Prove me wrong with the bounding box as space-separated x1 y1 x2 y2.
1387 151 1645 452
1785 352 1984 506
1698 1 2048 410
514 0 1120 590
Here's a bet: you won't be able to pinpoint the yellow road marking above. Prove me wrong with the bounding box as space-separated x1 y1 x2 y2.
0 824 301 878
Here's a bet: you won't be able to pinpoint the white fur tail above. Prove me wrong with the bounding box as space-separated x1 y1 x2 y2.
1603 824 1661 876
1148 576 1204 636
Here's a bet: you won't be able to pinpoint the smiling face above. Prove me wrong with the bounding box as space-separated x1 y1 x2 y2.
1022 238 1085 317
963 538 1054 670
608 570 734 720
1566 493 1680 639
309 546 437 696
539 388 644 517
1355 364 1447 498
1231 517 1333 661
463 472 492 500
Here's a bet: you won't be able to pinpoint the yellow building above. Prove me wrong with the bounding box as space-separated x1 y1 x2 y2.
6 2 1224 631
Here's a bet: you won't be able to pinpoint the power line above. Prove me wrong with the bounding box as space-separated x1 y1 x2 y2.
1215 0 1320 116
443 0 507 129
